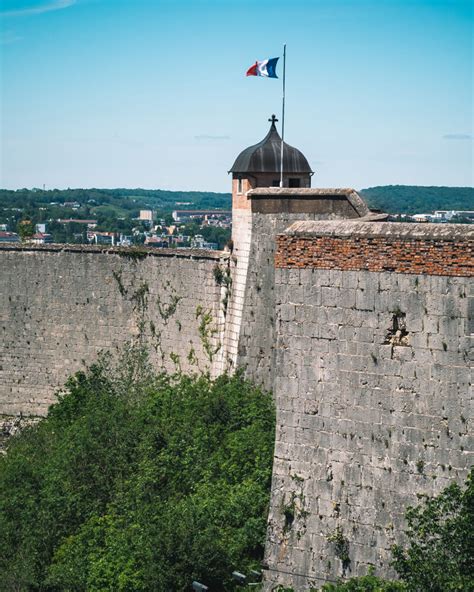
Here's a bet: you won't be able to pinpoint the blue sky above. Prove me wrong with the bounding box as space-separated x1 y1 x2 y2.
1 0 472 191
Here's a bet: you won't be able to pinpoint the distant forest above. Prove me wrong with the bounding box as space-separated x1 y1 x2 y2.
360 185 473 215
0 187 232 217
1 185 472 220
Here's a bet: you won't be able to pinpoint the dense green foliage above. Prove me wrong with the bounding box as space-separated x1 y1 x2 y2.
320 572 405 591
16 219 35 240
360 185 474 215
0 354 275 591
275 571 405 592
391 471 474 591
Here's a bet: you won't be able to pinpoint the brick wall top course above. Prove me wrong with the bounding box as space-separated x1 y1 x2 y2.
276 221 473 277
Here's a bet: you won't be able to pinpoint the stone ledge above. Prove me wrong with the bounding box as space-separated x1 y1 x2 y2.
247 187 371 217
0 243 229 261
282 220 474 241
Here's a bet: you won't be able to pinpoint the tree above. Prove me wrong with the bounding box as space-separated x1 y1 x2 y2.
17 219 35 240
201 225 231 249
273 569 406 592
391 470 473 592
320 569 405 591
0 352 275 591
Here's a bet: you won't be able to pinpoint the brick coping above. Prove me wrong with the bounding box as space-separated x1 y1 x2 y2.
276 222 473 277
283 220 474 241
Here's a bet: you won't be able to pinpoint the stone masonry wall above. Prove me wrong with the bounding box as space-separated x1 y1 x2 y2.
0 245 229 416
233 192 367 393
234 212 334 393
264 221 473 590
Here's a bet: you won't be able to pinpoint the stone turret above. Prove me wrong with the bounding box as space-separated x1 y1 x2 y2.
229 115 313 212
224 117 373 389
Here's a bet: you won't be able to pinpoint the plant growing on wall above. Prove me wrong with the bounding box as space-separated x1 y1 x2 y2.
213 262 232 315
196 305 221 361
117 247 148 261
131 282 149 313
273 568 406 591
281 475 309 540
112 269 127 296
320 567 406 591
327 526 351 573
156 293 182 324
213 264 225 285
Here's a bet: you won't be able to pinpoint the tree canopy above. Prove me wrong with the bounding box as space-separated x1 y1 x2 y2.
0 352 275 591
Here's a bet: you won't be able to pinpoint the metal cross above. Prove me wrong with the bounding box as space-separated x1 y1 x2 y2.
269 114 279 124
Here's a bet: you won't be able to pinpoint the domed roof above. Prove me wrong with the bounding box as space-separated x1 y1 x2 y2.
229 115 313 175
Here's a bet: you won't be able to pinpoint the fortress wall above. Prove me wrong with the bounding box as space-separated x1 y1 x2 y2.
234 193 365 393
264 221 473 589
0 245 228 416
220 208 253 375
2 217 472 588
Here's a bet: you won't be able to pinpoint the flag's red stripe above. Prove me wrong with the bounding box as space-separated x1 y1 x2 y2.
246 62 258 76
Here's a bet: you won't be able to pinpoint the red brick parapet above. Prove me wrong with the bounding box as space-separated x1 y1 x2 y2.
275 221 474 277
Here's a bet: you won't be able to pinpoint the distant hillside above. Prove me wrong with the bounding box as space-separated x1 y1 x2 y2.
0 188 232 214
360 185 474 215
2 186 472 218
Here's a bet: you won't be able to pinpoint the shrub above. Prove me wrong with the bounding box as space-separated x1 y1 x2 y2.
391 469 473 592
0 354 275 591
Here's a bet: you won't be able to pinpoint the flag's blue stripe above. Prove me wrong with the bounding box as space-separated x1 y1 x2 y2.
266 57 279 78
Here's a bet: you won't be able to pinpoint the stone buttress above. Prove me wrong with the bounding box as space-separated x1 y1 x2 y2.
263 221 473 589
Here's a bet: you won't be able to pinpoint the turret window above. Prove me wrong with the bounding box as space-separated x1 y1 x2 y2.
289 178 301 188
237 178 243 194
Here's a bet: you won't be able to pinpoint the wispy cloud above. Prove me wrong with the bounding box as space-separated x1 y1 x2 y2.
442 133 472 141
0 0 76 18
0 30 23 44
194 134 230 141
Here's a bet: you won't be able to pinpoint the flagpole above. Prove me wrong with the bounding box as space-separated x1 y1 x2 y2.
279 43 286 188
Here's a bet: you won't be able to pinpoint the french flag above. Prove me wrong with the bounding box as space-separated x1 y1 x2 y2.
246 57 279 78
